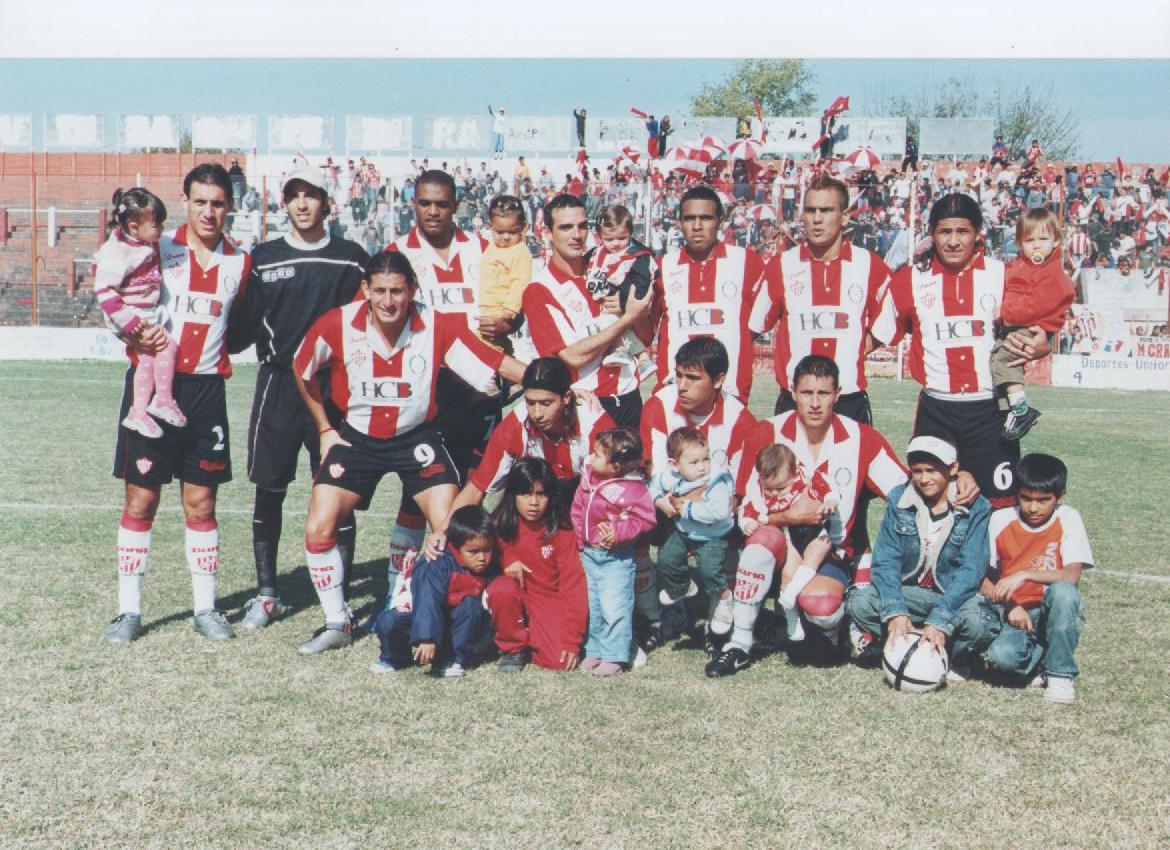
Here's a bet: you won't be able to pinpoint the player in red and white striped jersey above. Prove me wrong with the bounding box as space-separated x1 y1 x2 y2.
1066 225 1092 269
871 193 1051 507
748 174 890 423
522 194 654 428
653 186 769 403
105 164 251 645
291 251 526 654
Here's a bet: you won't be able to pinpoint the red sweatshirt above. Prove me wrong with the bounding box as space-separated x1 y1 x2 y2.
499 520 588 655
1002 248 1076 332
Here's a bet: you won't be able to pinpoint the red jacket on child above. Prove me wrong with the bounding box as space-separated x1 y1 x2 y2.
1001 248 1076 332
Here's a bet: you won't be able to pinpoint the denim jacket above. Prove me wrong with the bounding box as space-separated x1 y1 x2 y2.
870 482 991 635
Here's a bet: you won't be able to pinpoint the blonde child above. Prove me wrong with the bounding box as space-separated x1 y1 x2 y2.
478 194 532 352
94 187 185 439
570 428 657 676
739 444 844 643
994 208 1076 440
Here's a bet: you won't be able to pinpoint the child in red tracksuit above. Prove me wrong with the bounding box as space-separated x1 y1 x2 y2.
570 428 657 676
487 457 588 672
993 207 1076 441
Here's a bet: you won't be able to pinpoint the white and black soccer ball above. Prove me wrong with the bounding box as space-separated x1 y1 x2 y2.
882 631 948 693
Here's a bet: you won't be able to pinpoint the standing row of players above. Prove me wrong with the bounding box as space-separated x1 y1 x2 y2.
98 163 1089 700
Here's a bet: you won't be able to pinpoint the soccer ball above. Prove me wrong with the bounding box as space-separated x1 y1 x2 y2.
882 631 948 693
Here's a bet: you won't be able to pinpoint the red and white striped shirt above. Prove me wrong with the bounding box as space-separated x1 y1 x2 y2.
871 254 1005 399
654 243 767 402
156 225 251 377
739 464 836 527
640 384 758 494
386 226 488 329
740 411 907 555
749 240 890 394
294 300 504 440
1067 231 1091 259
469 402 616 493
523 261 639 397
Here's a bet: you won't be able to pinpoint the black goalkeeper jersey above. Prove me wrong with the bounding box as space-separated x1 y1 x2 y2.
242 234 370 367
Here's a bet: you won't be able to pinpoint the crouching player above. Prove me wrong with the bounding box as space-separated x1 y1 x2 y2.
370 506 498 677
981 453 1092 703
845 436 997 677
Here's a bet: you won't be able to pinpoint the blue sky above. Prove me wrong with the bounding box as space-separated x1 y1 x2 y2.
1 58 1166 161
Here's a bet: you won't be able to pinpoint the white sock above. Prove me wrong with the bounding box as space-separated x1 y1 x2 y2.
307 538 348 626
117 515 152 615
778 564 817 610
729 542 776 653
729 602 758 653
784 607 805 642
388 515 425 582
185 520 219 614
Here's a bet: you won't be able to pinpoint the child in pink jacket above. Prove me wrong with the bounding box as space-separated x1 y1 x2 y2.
570 427 657 676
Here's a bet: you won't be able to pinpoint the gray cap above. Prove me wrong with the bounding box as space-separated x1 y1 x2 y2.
282 166 328 194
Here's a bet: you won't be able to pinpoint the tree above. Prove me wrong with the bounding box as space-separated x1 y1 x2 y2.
691 59 817 117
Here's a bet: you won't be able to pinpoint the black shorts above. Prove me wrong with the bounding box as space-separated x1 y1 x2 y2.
913 391 1019 507
600 388 643 430
775 388 873 425
433 368 504 478
247 365 319 491
314 422 460 503
113 369 232 488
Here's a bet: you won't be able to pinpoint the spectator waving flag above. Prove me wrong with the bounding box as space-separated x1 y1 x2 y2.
753 100 767 142
824 95 850 120
630 107 649 119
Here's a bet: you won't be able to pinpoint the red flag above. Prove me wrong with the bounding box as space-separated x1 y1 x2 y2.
630 107 649 119
753 100 766 142
823 95 850 120
811 133 829 152
1116 156 1125 178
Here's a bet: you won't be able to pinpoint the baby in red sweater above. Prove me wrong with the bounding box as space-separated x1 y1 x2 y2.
994 208 1076 440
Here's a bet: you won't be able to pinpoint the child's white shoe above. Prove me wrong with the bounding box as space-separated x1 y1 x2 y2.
708 595 734 636
147 398 187 428
1044 675 1075 703
122 410 164 440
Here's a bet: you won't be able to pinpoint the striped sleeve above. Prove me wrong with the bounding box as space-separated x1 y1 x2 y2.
747 254 784 335
439 314 506 394
468 414 523 492
870 265 914 346
522 284 571 357
294 309 338 381
860 425 909 499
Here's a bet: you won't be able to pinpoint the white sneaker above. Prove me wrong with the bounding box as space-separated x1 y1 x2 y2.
1044 676 1076 704
631 647 648 669
659 580 699 607
945 666 969 684
708 596 734 636
432 662 465 679
1028 673 1047 689
369 659 399 674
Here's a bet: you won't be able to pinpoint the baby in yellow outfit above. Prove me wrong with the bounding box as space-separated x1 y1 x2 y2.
478 194 532 352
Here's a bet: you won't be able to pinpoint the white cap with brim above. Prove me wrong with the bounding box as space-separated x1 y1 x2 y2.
282 166 328 194
906 436 957 467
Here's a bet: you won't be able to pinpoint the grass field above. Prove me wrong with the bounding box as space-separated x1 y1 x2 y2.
2 361 1169 849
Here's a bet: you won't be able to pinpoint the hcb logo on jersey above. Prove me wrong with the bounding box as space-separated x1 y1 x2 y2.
359 380 412 400
674 307 725 328
797 312 850 332
932 319 986 341
171 293 223 318
427 286 475 307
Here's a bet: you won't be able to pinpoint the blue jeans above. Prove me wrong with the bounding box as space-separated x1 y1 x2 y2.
845 584 1000 663
373 607 413 668
582 545 635 663
492 132 504 153
984 582 1083 680
373 597 490 668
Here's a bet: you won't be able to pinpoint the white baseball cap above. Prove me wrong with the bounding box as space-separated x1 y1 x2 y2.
282 166 328 194
906 436 957 467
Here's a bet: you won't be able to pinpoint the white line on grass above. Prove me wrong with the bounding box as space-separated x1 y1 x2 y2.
1095 569 1170 585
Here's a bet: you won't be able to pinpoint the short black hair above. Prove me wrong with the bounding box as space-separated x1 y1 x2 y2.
446 505 497 549
415 169 456 200
792 354 839 390
1016 453 1068 495
366 250 417 287
522 356 573 395
675 336 728 381
679 185 724 219
928 191 982 233
183 163 233 207
543 193 586 229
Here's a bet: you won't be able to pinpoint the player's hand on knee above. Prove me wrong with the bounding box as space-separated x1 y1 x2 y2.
422 533 446 561
504 560 531 588
885 615 912 649
1006 604 1034 633
413 641 436 664
319 427 350 458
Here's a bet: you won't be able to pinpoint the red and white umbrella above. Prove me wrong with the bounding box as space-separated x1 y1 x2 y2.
746 203 778 222
845 145 881 169
697 135 728 157
728 138 763 160
662 146 713 179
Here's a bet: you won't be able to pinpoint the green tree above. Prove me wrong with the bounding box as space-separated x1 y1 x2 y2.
691 59 817 117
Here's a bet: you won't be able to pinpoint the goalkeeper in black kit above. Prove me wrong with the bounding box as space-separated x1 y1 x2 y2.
233 166 371 628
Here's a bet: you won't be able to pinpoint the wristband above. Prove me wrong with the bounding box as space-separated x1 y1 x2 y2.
318 426 335 436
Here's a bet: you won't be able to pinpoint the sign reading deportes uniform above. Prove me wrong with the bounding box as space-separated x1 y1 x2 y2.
748 240 890 394
469 403 616 493
640 384 757 491
293 300 504 440
386 227 487 329
871 254 1005 399
155 225 250 377
655 242 767 403
523 262 639 398
740 411 907 556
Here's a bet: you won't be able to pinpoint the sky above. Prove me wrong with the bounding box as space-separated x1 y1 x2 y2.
1 2 1167 162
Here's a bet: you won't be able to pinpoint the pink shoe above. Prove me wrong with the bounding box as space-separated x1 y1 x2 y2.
592 661 624 677
122 410 164 440
147 398 187 428
580 657 602 672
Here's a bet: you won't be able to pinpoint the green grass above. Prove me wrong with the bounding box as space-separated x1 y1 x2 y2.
1 362 1168 849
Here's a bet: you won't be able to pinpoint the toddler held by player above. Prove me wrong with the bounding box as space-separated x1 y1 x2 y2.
478 194 532 352
994 208 1076 440
649 427 736 640
583 205 657 374
739 444 844 642
570 428 657 676
94 187 186 439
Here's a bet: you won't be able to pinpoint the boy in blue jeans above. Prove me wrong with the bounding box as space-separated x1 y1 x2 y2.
370 506 497 678
982 453 1093 703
